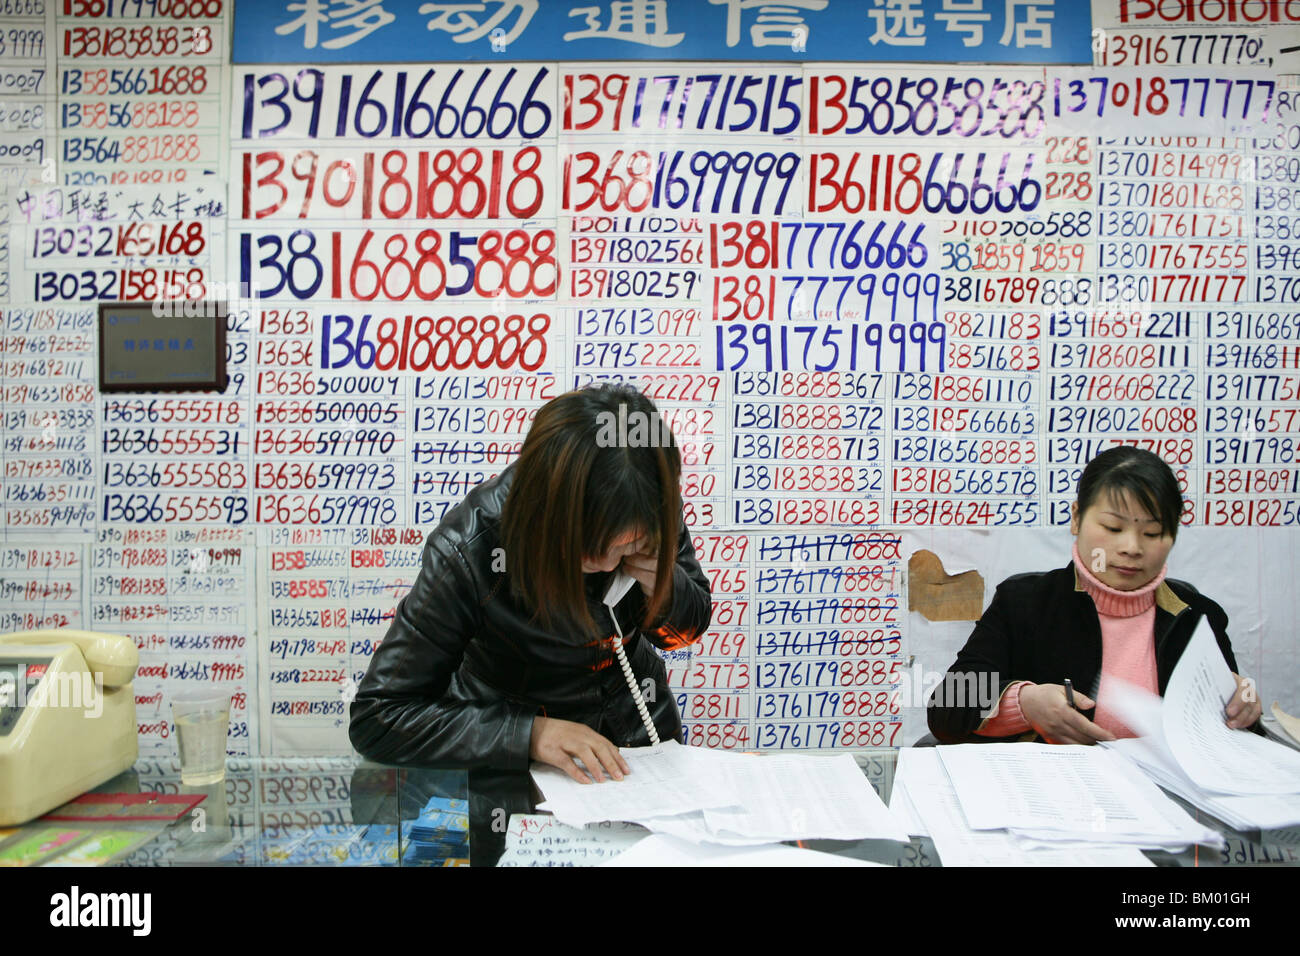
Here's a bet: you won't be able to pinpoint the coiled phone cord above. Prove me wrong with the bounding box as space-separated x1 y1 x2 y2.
609 617 661 748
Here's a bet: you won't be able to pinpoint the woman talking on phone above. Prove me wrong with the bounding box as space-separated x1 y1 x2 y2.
928 446 1261 745
349 384 712 783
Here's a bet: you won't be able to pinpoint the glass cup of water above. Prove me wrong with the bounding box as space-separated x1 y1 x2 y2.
172 690 231 785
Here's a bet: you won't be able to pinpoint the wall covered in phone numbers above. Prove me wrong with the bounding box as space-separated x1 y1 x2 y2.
0 0 1297 758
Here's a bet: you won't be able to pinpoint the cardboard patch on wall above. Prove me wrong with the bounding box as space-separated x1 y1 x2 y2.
908 550 984 622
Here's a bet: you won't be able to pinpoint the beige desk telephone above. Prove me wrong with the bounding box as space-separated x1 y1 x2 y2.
0 630 139 826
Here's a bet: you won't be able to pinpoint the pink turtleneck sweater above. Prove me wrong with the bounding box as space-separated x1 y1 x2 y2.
976 545 1165 740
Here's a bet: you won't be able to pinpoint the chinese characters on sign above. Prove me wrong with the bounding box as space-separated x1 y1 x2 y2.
237 0 1090 63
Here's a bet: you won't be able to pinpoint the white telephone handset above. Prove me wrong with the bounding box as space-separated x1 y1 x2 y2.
603 571 661 748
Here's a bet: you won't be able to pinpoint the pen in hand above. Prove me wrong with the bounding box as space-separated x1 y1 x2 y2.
1063 678 1077 712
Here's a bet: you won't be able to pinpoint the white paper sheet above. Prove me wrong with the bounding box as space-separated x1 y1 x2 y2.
624 810 779 846
601 833 885 867
495 815 649 867
896 749 1152 867
887 769 930 838
1106 737 1300 831
1163 620 1300 795
702 752 910 842
937 743 1186 838
531 740 735 828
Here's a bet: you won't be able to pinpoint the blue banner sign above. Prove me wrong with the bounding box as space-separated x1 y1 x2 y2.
233 0 1093 64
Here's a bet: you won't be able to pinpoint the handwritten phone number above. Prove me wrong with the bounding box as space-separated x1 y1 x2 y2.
1050 75 1275 123
733 434 880 462
758 690 900 720
563 148 798 216
1208 406 1300 434
1207 343 1300 369
62 0 224 18
1096 32 1266 66
257 462 395 493
101 428 238 456
574 340 700 368
572 372 722 403
945 211 1092 240
1098 180 1242 209
1051 342 1191 369
943 240 1086 274
33 267 206 301
254 400 400 426
255 494 398 526
892 437 1037 464
571 268 698 300
61 24 214 59
411 405 536 434
410 440 521 465
1098 211 1246 238
1203 499 1300 526
1049 406 1197 433
564 70 800 135
1204 468 1300 495
571 236 701 266
1050 438 1195 466
892 467 1037 495
238 228 556 302
1048 310 1192 338
728 220 927 272
61 99 202 131
319 312 548 372
242 146 546 221
716 272 939 324
892 498 1039 525
240 66 551 141
893 405 1036 435
755 566 897 595
733 402 881 431
104 461 246 489
1205 437 1300 465
756 628 902 657
807 149 1039 216
62 133 210 165
101 493 247 524
734 498 880 526
808 73 1044 139
29 221 206 258
575 307 700 338
757 659 903 688
733 465 882 495
732 371 884 399
758 720 901 749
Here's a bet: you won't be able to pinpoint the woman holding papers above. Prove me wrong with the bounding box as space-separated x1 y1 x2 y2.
928 446 1261 745
349 384 712 783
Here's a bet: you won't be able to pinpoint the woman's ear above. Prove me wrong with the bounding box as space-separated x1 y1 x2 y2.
1069 501 1080 535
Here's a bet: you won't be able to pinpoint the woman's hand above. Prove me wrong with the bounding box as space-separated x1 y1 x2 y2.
620 546 660 599
1225 673 1261 730
1019 684 1117 745
529 716 631 784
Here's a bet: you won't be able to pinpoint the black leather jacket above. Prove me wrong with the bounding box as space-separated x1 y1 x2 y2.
348 464 712 769
927 563 1243 744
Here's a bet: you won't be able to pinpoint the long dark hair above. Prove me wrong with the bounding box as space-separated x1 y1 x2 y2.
501 384 682 638
1076 446 1183 538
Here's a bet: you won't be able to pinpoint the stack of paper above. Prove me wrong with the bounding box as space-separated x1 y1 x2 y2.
935 743 1220 852
892 748 1155 867
601 833 885 867
1102 620 1300 831
529 740 910 865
